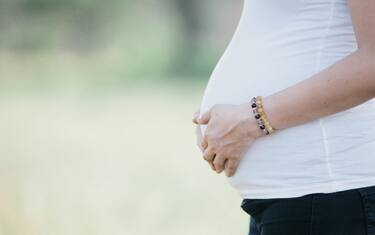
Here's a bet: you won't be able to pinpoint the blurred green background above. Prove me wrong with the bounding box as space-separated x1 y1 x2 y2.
0 0 250 234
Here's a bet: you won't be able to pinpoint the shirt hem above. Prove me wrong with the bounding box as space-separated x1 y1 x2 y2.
239 178 375 199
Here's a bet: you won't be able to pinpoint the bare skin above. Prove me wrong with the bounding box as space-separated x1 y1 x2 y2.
192 107 262 176
192 0 375 177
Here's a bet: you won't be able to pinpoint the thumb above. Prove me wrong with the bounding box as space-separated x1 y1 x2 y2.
197 109 211 124
192 109 200 124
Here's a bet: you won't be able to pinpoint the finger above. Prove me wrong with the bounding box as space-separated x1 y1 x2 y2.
192 110 200 124
200 134 208 150
224 159 240 177
197 141 204 152
203 150 216 171
213 154 227 173
202 147 216 162
207 154 216 171
197 109 211 124
197 139 204 152
195 126 204 152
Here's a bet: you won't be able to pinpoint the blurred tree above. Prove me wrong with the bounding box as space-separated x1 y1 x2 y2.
0 0 237 82
170 0 202 77
0 0 127 52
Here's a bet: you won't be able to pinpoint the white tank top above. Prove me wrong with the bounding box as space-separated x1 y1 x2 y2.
199 0 375 199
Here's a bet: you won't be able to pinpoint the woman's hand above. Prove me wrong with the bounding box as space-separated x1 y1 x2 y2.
195 103 263 177
192 109 216 171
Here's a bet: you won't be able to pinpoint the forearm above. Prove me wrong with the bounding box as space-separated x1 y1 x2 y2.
261 49 375 131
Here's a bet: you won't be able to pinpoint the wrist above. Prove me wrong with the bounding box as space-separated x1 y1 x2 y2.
248 113 266 138
240 95 280 138
261 95 280 131
239 103 264 139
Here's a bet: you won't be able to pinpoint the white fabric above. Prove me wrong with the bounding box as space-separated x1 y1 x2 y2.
199 0 375 199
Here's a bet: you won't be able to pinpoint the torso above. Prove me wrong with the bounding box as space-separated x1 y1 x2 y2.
199 0 375 199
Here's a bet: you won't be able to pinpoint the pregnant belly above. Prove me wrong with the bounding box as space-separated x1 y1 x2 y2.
198 48 341 195
198 45 375 198
199 50 319 137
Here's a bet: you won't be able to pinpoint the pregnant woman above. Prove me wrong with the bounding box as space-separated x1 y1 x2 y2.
192 0 375 234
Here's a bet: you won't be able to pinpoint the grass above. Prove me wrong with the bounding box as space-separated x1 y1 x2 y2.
0 83 249 235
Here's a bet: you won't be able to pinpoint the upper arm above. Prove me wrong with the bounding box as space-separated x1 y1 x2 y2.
348 0 375 53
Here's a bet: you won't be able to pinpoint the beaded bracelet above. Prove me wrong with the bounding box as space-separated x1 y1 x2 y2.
250 96 276 135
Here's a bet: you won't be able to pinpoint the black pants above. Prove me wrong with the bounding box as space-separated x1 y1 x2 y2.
240 184 375 235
